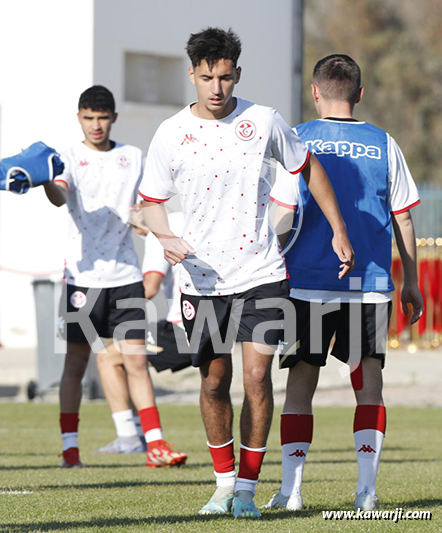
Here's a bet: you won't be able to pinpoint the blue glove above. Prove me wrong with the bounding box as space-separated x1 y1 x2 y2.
0 142 65 194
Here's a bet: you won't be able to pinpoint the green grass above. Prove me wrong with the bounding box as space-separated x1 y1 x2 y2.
0 404 440 532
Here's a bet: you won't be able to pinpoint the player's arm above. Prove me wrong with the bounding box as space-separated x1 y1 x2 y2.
43 181 68 207
142 201 195 265
392 211 424 324
273 205 295 249
301 154 354 278
143 272 164 300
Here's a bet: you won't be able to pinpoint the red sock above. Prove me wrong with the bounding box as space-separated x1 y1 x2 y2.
238 445 266 481
208 439 235 474
60 413 79 434
139 406 162 434
354 405 386 433
280 414 313 445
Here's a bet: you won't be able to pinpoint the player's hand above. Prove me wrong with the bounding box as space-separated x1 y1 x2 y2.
331 231 355 279
401 283 424 324
160 236 196 265
130 204 149 236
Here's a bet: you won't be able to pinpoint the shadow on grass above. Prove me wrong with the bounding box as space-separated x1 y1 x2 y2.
0 509 321 532
0 463 145 471
3 478 333 493
395 498 442 509
2 456 438 471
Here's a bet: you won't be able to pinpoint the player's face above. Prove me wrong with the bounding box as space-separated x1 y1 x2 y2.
77 108 117 151
189 59 241 120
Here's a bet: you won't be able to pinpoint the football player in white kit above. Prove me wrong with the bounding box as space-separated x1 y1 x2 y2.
43 86 186 468
138 29 354 517
94 210 193 454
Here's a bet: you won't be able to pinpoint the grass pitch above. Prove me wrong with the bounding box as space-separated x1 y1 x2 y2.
0 403 440 532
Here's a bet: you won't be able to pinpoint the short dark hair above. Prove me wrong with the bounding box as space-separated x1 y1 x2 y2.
78 85 116 113
186 27 242 68
313 55 361 105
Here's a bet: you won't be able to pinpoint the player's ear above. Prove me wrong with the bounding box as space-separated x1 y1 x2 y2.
112 112 118 124
188 66 196 85
235 66 242 85
355 87 364 104
311 84 320 103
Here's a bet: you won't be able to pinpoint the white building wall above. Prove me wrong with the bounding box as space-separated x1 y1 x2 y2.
93 0 294 152
0 0 94 347
0 0 294 348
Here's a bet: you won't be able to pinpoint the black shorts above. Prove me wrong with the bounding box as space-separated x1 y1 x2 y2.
146 319 193 373
59 282 147 344
181 280 289 367
279 298 392 369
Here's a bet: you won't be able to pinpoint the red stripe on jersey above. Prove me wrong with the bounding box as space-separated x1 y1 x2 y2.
269 195 298 210
138 191 170 203
353 405 386 434
391 199 420 215
289 151 311 175
54 179 70 191
143 270 166 277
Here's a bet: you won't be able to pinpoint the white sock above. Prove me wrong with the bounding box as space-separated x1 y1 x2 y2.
62 432 78 451
145 428 163 443
133 415 144 438
354 429 384 495
215 470 236 490
281 442 310 497
235 478 258 496
112 409 138 438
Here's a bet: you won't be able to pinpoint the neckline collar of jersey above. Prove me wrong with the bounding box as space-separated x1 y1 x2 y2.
321 117 365 124
80 140 119 154
188 97 242 123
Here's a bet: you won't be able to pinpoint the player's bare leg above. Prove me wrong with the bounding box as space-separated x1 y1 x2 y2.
97 343 130 411
199 354 235 515
95 342 144 454
59 342 90 467
200 354 233 444
119 339 186 467
60 342 91 412
231 342 274 518
353 356 385 510
265 361 319 511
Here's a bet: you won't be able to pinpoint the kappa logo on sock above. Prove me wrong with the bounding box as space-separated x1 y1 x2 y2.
358 444 377 453
289 449 306 458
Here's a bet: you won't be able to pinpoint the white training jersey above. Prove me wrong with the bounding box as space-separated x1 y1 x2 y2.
139 97 309 296
142 211 183 326
55 142 144 288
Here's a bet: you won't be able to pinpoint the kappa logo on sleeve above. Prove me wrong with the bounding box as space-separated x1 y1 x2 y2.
306 139 381 159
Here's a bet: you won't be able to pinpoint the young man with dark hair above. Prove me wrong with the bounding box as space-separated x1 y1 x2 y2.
44 85 186 469
266 54 423 512
139 31 353 518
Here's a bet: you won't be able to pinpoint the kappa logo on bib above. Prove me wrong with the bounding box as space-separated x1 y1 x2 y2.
70 291 87 309
235 120 256 141
182 300 196 321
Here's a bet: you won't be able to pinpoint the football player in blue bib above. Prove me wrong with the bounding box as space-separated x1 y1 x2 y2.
265 55 424 512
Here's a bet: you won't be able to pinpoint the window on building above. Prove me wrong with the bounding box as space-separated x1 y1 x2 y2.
124 52 184 106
